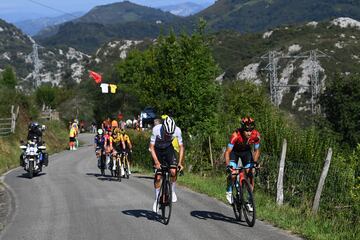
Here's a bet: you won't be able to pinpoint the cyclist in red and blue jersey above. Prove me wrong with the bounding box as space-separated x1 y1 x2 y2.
225 117 261 206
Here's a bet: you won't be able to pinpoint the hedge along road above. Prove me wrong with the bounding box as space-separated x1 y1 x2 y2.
0 133 302 240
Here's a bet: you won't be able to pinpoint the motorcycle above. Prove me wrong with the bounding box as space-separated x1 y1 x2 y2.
20 140 47 179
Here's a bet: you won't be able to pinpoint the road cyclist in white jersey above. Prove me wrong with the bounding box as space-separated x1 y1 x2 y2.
149 116 185 213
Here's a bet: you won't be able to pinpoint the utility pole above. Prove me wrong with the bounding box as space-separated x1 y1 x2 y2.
309 50 327 115
32 42 41 89
261 49 327 114
261 51 280 107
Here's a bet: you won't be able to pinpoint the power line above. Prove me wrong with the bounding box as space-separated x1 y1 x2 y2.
26 0 79 18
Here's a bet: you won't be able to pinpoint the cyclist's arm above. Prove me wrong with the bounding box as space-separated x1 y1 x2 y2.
150 125 161 168
127 139 132 150
174 128 184 167
94 137 98 149
225 145 233 166
253 147 260 163
178 143 184 166
225 132 237 166
149 143 160 167
120 135 125 150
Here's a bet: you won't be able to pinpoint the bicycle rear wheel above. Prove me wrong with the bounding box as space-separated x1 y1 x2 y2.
116 159 121 182
241 179 256 227
232 182 242 221
124 156 130 179
100 154 106 176
158 179 172 225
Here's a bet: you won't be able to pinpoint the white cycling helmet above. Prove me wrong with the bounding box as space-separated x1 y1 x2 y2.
163 116 176 134
97 129 103 135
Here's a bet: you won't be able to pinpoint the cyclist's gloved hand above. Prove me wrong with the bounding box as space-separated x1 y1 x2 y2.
254 162 259 168
226 165 233 173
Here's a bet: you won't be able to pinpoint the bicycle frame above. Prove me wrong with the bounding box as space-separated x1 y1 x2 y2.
157 164 172 224
230 163 256 227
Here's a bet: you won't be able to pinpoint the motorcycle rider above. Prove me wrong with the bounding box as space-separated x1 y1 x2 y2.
20 122 48 167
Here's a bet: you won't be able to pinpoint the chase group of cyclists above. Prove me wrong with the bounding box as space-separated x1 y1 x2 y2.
25 113 261 219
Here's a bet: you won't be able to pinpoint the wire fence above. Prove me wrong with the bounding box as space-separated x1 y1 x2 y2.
0 105 19 137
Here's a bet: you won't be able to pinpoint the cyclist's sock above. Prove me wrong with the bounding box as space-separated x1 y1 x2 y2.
226 184 232 193
155 188 160 200
171 182 176 194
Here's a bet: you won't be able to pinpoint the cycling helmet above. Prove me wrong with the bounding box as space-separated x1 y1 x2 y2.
163 116 176 134
161 114 169 120
74 119 79 124
240 117 255 131
113 127 120 134
97 129 103 135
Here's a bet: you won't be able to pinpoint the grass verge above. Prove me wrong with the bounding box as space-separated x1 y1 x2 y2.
176 172 358 240
132 162 357 240
0 112 68 174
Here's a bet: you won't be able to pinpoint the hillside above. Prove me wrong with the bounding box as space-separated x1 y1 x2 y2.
76 1 182 25
210 17 360 115
35 1 192 54
195 0 360 33
0 19 90 88
14 12 83 36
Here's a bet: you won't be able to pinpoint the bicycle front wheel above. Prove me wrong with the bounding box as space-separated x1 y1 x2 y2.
158 179 172 225
232 182 242 221
241 179 256 227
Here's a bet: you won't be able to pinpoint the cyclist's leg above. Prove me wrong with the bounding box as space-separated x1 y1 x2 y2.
227 151 239 192
154 148 165 193
239 150 254 189
226 151 239 204
153 148 164 212
125 149 131 174
164 146 178 202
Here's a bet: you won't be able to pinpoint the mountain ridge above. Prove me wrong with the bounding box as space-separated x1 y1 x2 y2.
195 0 360 33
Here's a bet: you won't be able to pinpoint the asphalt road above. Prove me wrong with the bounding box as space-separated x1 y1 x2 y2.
0 134 302 240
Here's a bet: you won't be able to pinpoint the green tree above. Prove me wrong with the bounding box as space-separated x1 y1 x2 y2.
321 75 360 147
0 66 17 89
35 85 56 108
116 25 220 133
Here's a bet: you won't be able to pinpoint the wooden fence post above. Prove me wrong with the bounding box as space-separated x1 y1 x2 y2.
208 136 214 168
16 105 19 118
312 148 333 214
276 139 287 206
10 105 15 133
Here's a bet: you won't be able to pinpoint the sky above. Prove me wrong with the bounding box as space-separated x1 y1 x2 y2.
0 0 215 23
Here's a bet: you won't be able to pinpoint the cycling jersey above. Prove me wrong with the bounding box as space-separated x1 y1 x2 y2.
69 127 77 138
113 134 132 151
94 135 105 149
172 137 180 153
228 129 260 152
150 125 183 150
104 134 113 147
227 129 260 167
121 134 132 149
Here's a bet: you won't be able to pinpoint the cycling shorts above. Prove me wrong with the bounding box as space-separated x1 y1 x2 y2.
155 145 177 168
229 150 253 168
69 137 76 142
